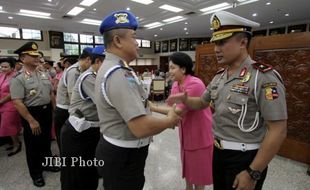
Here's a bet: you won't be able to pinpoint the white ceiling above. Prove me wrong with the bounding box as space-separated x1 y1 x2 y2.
0 0 309 40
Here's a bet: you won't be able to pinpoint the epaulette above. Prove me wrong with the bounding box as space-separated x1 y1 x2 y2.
252 62 273 73
216 67 225 75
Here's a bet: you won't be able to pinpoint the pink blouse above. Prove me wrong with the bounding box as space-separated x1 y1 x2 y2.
170 75 213 150
0 71 16 112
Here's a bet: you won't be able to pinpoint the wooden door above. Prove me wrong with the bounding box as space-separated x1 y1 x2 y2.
159 56 169 72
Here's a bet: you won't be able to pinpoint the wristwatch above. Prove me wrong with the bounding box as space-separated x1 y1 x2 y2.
246 167 261 181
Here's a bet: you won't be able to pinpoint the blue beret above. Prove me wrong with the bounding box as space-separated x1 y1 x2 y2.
83 47 93 54
99 10 138 34
92 45 105 56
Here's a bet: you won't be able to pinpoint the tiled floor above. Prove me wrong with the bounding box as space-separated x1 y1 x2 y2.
1 114 309 190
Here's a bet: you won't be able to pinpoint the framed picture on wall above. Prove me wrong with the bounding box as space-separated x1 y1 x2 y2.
269 27 286 36
189 38 202 51
179 38 189 51
162 40 169 52
169 39 178 52
49 31 64 49
288 24 307 33
154 41 161 53
253 30 267 37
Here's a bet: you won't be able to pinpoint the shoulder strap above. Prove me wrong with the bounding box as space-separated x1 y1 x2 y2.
216 67 225 75
78 71 93 100
63 64 79 87
252 62 273 73
101 65 131 107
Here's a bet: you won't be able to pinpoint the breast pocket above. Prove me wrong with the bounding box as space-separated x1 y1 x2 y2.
227 95 249 114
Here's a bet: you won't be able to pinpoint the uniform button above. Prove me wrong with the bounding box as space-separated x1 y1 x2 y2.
242 144 245 146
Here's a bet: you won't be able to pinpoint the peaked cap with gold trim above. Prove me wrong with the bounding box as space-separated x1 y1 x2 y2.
99 10 138 34
14 41 40 56
210 11 260 42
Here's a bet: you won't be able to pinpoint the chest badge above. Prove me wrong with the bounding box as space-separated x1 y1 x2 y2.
29 89 37 96
240 72 251 83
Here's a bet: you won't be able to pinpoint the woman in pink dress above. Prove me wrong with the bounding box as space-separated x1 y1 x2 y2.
0 58 22 156
149 52 213 190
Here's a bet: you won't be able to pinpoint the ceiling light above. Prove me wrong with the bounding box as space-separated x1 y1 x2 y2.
159 4 183 13
163 16 183 22
144 22 162 28
80 18 101 25
154 34 158 37
200 2 231 14
252 13 257 17
48 0 52 2
285 13 289 16
67 7 85 16
184 27 187 31
130 0 154 5
20 9 51 17
8 16 13 19
126 7 130 11
160 28 163 31
266 2 271 5
0 6 2 11
93 8 96 11
185 22 188 25
186 32 189 35
237 0 259 5
80 0 98 7
269 21 274 24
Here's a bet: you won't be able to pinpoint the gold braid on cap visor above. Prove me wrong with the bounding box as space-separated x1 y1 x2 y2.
21 51 40 56
210 28 247 42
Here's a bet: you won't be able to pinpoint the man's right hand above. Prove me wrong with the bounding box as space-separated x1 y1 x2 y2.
29 119 41 136
167 104 181 128
166 92 188 105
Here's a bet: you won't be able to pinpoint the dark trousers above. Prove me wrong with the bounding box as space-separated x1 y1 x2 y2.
96 136 149 190
54 106 69 152
60 120 100 190
213 146 268 190
22 104 52 180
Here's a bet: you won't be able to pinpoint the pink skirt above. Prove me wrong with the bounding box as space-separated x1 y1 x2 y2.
181 146 213 185
0 111 22 136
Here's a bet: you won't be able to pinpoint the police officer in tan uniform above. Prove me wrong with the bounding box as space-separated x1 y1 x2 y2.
10 42 58 187
60 46 105 190
168 11 287 190
54 48 92 151
94 10 180 190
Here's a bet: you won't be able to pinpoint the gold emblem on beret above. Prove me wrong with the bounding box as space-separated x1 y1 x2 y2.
114 13 129 24
211 15 221 30
32 43 38 50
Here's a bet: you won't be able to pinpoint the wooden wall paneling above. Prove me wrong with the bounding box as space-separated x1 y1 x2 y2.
250 32 310 164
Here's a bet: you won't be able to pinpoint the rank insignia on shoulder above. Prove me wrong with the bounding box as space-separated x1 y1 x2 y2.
216 67 226 74
265 86 279 100
252 62 273 73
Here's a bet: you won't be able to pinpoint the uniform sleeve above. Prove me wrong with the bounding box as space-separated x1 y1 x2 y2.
257 70 288 121
106 70 146 122
81 75 96 101
67 68 78 99
9 77 25 100
175 78 206 111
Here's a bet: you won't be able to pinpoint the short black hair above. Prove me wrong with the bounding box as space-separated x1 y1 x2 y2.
56 62 64 70
91 54 105 65
233 32 252 49
0 57 16 68
79 50 92 60
103 29 128 48
169 52 194 75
